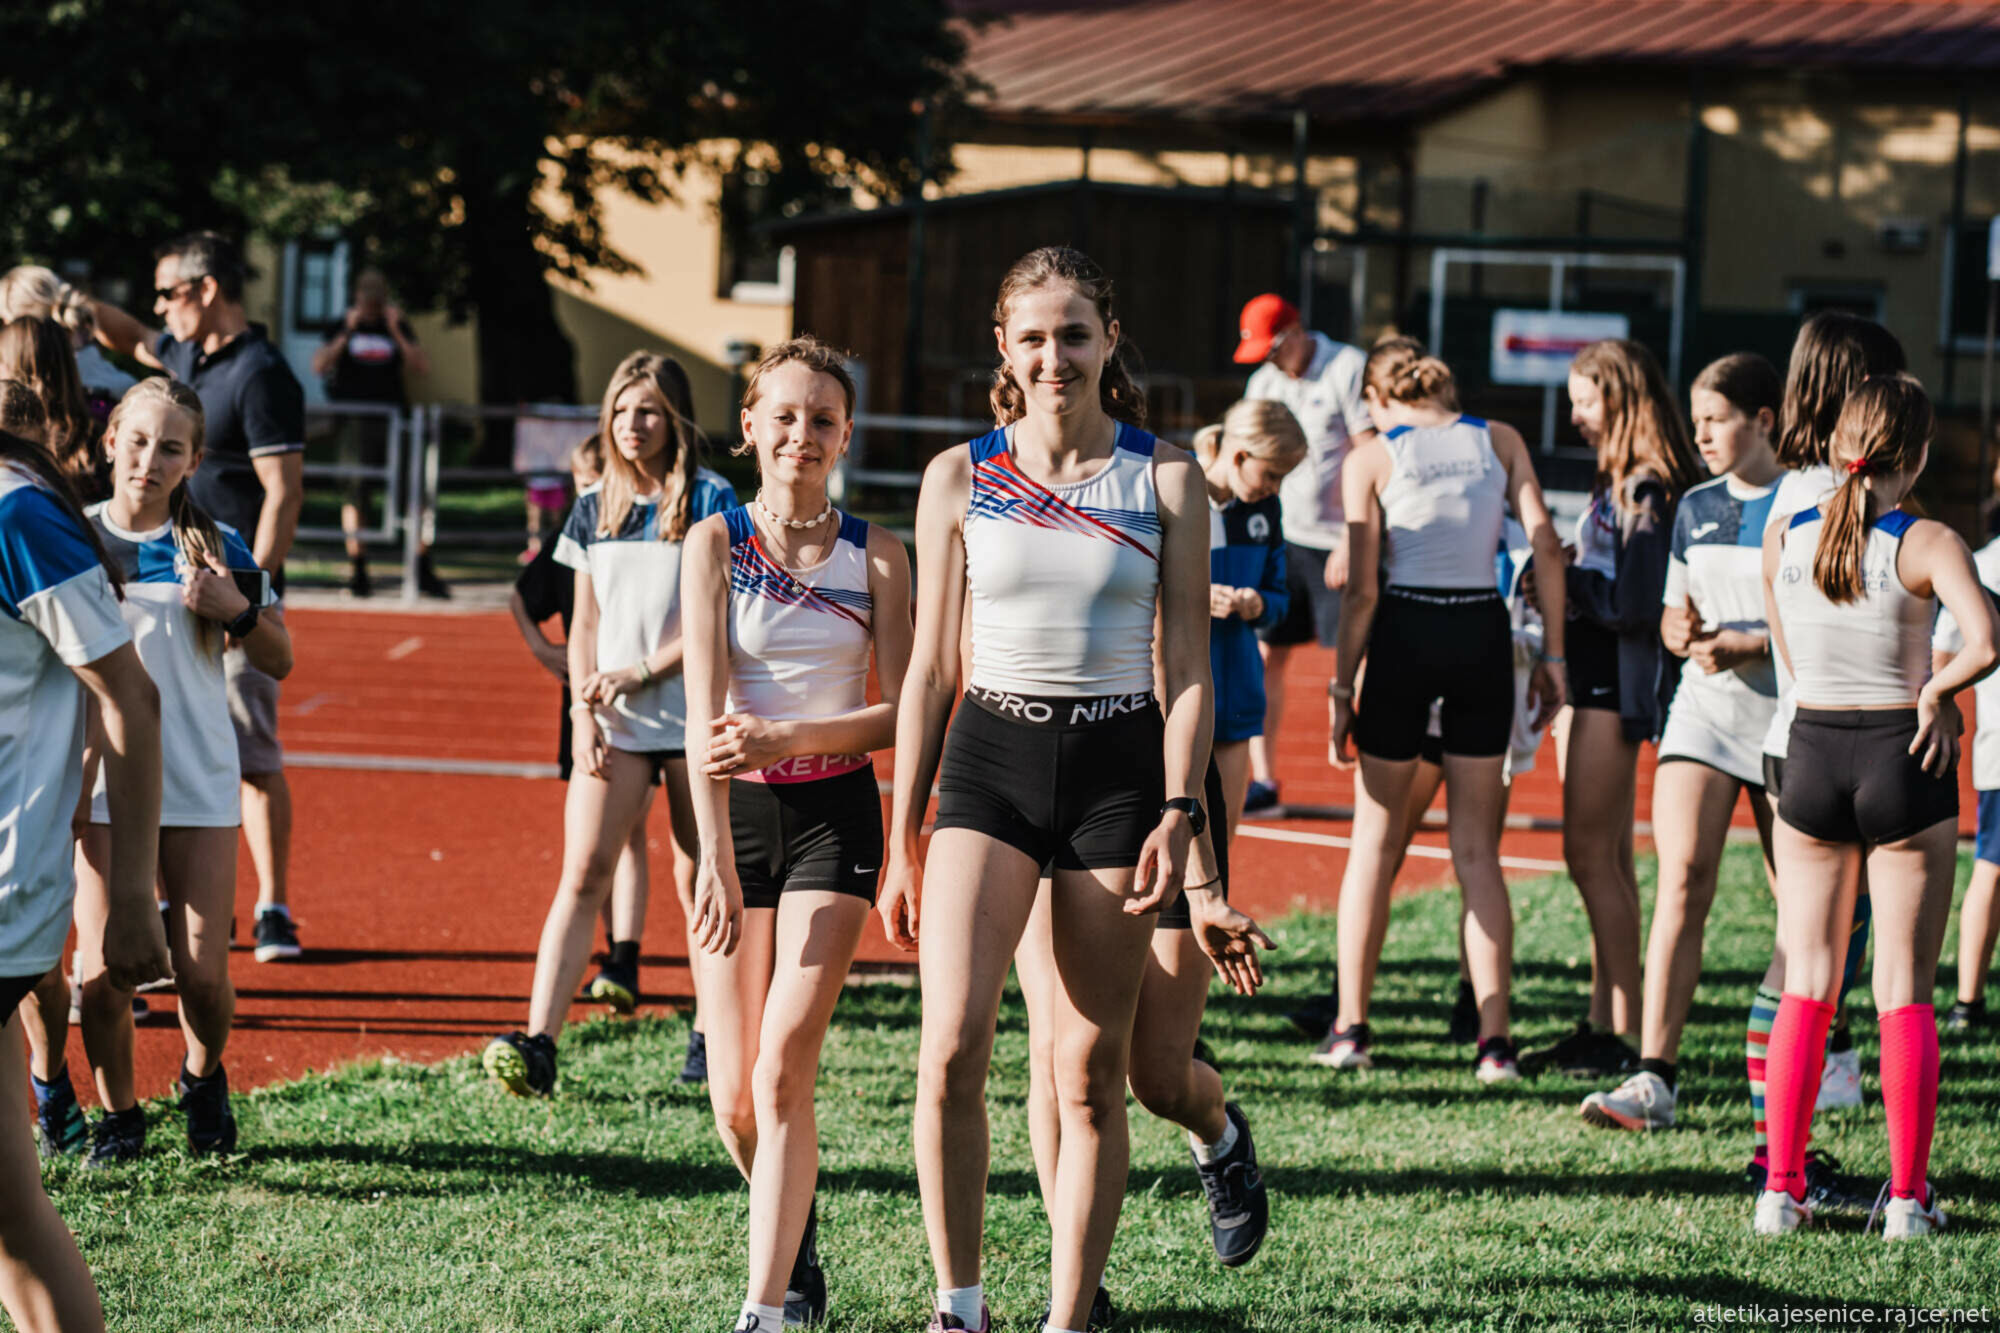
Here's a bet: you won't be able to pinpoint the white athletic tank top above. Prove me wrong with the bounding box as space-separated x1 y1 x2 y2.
1377 415 1508 589
964 423 1162 698
723 507 873 782
1773 507 1932 706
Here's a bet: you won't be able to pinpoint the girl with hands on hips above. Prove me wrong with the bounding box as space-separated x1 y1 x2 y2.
678 338 911 1332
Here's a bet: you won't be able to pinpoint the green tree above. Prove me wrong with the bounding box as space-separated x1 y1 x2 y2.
1 1 967 409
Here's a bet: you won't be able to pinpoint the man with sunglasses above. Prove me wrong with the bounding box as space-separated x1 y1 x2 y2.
90 231 309 966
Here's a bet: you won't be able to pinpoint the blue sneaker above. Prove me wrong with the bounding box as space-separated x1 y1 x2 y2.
1242 780 1280 815
33 1069 89 1160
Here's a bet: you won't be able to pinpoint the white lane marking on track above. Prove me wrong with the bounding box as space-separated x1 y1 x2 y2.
386 636 425 660
291 692 337 717
287 752 559 779
1234 823 1568 874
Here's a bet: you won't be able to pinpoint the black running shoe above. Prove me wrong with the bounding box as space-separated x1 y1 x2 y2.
586 960 640 1015
1520 1021 1636 1080
784 1197 827 1327
483 1031 557 1097
678 1029 709 1085
1742 1149 1861 1211
1038 1287 1115 1331
1191 1102 1269 1267
345 558 373 599
86 1106 146 1167
179 1064 238 1155
1944 998 1986 1032
1285 980 1340 1040
33 1071 89 1160
253 908 303 963
1448 977 1478 1044
1241 779 1279 815
416 553 452 600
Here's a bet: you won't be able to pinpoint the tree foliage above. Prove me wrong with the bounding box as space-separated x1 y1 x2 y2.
0 0 968 403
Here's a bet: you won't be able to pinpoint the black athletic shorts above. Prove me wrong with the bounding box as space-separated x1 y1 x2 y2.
1 972 38 1023
1352 589 1513 762
1566 617 1621 715
936 687 1166 876
1157 754 1230 930
1259 540 1343 648
635 748 686 785
1778 708 1958 845
730 764 883 910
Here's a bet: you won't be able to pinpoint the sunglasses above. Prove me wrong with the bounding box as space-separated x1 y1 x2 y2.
154 279 200 303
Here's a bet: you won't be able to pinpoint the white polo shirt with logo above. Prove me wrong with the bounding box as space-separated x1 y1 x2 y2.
1245 332 1374 551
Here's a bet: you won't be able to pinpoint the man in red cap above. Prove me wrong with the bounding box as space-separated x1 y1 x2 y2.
1234 293 1375 817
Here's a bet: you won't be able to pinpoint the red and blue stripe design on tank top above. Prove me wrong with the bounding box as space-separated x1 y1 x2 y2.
966 426 1160 559
723 507 872 628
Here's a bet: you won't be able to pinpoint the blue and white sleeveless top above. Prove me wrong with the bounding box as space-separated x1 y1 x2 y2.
964 423 1161 698
1 465 130 974
1376 415 1508 590
86 504 275 827
556 467 737 752
1774 507 1932 707
724 506 873 783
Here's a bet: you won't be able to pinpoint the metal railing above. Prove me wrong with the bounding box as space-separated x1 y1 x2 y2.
299 401 405 544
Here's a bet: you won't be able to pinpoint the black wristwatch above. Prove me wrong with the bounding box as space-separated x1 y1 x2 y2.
224 603 261 640
1161 797 1206 836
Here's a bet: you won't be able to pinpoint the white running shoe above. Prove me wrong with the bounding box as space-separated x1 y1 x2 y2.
1753 1188 1813 1235
1881 1189 1946 1241
1579 1070 1676 1131
1815 1047 1863 1111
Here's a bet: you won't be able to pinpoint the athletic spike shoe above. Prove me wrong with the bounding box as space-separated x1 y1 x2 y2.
679 1029 710 1085
32 1071 90 1160
1753 1188 1812 1235
85 1107 147 1168
926 1309 989 1332
586 960 640 1015
784 1198 826 1327
179 1064 238 1156
1036 1287 1116 1331
1448 977 1479 1044
1801 1150 1861 1212
1943 998 1986 1032
253 908 303 962
1815 1047 1863 1111
1521 1021 1638 1080
1241 779 1280 816
1474 1036 1521 1085
1878 1185 1947 1241
1191 1101 1269 1267
483 1031 557 1097
1580 1070 1675 1130
1310 1021 1372 1070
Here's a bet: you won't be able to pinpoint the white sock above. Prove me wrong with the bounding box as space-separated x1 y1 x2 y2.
1190 1114 1239 1164
1047 1326 1086 1333
938 1285 984 1325
736 1300 783 1331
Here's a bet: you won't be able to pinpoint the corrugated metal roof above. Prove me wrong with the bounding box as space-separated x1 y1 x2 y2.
956 1 2000 126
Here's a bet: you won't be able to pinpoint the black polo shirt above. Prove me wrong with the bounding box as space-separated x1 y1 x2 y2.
154 324 305 580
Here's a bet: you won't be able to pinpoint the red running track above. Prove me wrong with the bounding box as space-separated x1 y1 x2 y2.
57 605 1975 1104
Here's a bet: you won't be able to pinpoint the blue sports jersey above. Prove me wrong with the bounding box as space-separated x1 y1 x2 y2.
1209 492 1288 744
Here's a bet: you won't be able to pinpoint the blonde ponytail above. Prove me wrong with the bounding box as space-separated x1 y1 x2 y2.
1811 374 1932 604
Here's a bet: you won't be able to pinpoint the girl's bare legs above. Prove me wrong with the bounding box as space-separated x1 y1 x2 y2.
1561 710 1644 1035
0 1013 105 1333
1639 763 1747 1062
1250 643 1291 790
1866 822 1960 1012
694 908 777 1179
660 763 705 1034
19 966 69 1084
160 826 239 1078
1956 860 2000 1007
742 893 869 1308
1441 754 1512 1040
600 785 653 946
1336 753 1422 1031
527 749 658 1039
69 832 135 1112
1017 886 1063 1213
1127 931 1226 1141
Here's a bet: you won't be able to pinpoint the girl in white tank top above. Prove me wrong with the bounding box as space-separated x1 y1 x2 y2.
680 340 913 1331
1755 375 1997 1240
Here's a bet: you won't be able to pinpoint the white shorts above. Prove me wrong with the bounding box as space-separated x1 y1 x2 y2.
1659 702 1765 788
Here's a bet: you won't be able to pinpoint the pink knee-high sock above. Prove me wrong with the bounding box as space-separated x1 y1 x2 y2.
1764 994 1835 1201
1878 1004 1939 1201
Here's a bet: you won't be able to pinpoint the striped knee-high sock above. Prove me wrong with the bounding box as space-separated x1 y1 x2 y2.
1747 983 1782 1160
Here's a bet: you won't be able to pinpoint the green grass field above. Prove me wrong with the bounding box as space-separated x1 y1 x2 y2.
47 847 1999 1331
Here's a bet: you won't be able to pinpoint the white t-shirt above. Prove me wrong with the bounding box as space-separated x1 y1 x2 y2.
0 465 131 976
556 468 736 753
85 505 275 827
1932 536 2000 790
1761 464 1837 759
1245 333 1373 549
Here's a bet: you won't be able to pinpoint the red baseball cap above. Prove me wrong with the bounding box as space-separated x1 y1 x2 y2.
1233 293 1300 364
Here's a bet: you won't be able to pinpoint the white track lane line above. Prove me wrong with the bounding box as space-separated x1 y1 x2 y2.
287 752 559 779
1234 822 1568 874
385 636 425 660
